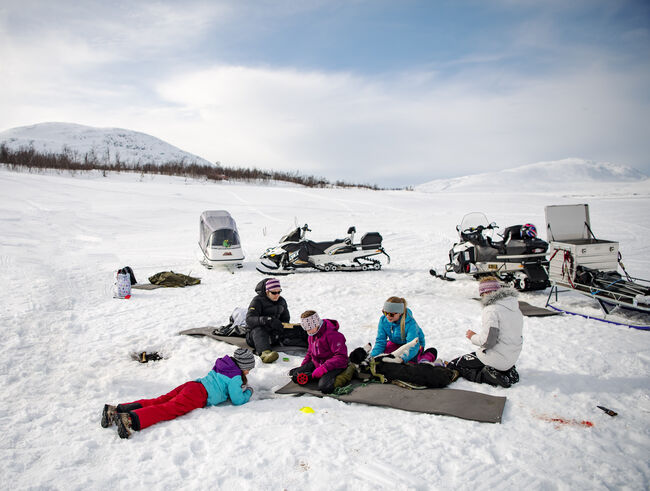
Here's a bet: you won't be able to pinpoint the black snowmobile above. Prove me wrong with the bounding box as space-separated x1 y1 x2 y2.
430 212 550 291
257 224 390 275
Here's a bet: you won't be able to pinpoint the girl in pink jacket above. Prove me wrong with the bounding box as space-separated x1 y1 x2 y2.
289 310 349 393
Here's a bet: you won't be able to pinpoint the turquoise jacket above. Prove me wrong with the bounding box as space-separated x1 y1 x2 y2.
197 355 252 406
370 308 425 362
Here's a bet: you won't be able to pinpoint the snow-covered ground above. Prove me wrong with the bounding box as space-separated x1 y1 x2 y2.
1 166 649 490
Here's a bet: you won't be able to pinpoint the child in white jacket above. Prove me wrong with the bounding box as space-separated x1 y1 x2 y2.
448 277 523 387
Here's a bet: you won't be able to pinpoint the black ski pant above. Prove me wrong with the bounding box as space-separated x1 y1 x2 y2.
289 361 346 394
246 326 275 355
246 326 308 355
448 352 519 387
447 352 486 383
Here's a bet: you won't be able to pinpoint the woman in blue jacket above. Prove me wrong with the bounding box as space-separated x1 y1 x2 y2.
370 297 437 364
101 348 255 439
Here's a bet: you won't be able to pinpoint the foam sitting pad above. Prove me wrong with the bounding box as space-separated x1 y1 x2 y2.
276 380 506 423
517 300 560 317
178 326 308 356
473 298 559 317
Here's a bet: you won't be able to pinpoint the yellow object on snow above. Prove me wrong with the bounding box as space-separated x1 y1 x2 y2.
300 406 315 414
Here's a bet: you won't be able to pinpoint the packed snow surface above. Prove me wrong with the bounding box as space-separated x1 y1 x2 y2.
1 166 649 490
0 122 213 167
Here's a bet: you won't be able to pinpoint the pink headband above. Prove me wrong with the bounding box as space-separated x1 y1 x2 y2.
300 313 321 335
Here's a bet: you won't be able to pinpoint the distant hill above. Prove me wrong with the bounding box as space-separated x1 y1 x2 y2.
0 122 213 167
416 158 649 193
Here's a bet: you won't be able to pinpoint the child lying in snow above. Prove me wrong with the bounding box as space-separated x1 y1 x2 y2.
101 348 255 439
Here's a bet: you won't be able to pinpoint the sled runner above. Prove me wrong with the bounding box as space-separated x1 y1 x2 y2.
276 381 506 423
544 204 650 329
257 223 389 275
199 210 245 269
178 326 308 356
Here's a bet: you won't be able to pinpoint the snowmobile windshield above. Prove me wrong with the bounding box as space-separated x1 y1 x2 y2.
280 226 303 243
459 212 490 234
209 229 240 248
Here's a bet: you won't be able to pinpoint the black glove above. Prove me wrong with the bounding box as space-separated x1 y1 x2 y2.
270 318 283 332
261 316 273 327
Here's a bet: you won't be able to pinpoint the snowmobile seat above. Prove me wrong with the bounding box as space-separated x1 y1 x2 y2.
308 240 339 254
503 225 524 242
360 232 383 250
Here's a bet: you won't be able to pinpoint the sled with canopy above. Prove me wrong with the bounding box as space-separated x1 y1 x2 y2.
198 210 244 269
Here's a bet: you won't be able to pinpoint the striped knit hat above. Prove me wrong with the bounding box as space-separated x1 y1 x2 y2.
265 278 281 292
232 348 255 371
478 278 501 296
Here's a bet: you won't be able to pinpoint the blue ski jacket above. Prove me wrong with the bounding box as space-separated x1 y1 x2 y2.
370 308 426 362
197 355 252 406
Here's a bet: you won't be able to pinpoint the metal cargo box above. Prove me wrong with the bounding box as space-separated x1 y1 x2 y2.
545 204 619 283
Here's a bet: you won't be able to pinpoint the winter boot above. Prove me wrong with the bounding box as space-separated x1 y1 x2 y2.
334 364 356 388
450 369 460 383
101 404 117 428
480 366 512 388
260 350 279 364
508 366 520 384
114 413 133 439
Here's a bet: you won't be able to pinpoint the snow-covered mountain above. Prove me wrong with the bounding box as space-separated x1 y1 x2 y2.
0 122 213 167
417 158 649 193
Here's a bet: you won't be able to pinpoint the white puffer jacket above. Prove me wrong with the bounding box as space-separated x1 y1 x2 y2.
470 288 523 371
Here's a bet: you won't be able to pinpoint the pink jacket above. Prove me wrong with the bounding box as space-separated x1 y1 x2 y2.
301 319 348 371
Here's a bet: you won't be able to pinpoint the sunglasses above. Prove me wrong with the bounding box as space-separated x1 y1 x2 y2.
382 311 400 317
268 290 282 295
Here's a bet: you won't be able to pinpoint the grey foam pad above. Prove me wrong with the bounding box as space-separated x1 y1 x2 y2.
178 326 307 356
276 380 506 423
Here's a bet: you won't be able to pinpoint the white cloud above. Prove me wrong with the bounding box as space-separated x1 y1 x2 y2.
1 1 648 185
147 60 650 184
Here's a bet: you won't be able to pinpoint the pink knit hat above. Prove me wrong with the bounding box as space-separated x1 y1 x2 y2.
479 278 501 296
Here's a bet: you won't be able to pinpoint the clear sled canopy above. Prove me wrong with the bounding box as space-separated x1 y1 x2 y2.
199 210 244 268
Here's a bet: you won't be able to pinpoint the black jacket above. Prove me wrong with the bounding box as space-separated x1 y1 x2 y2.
246 279 290 330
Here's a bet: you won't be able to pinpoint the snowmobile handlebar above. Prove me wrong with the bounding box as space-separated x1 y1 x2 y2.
463 223 496 234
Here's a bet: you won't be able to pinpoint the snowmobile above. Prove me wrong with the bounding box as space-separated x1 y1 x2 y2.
430 212 550 291
257 224 390 275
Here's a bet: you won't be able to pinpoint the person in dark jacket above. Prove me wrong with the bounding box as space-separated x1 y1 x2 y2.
289 310 351 394
101 348 255 439
245 278 306 363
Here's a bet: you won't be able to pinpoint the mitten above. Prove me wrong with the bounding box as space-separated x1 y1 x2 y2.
262 316 273 326
312 365 327 379
244 386 254 396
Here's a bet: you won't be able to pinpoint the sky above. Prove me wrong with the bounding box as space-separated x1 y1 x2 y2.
1 0 649 187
